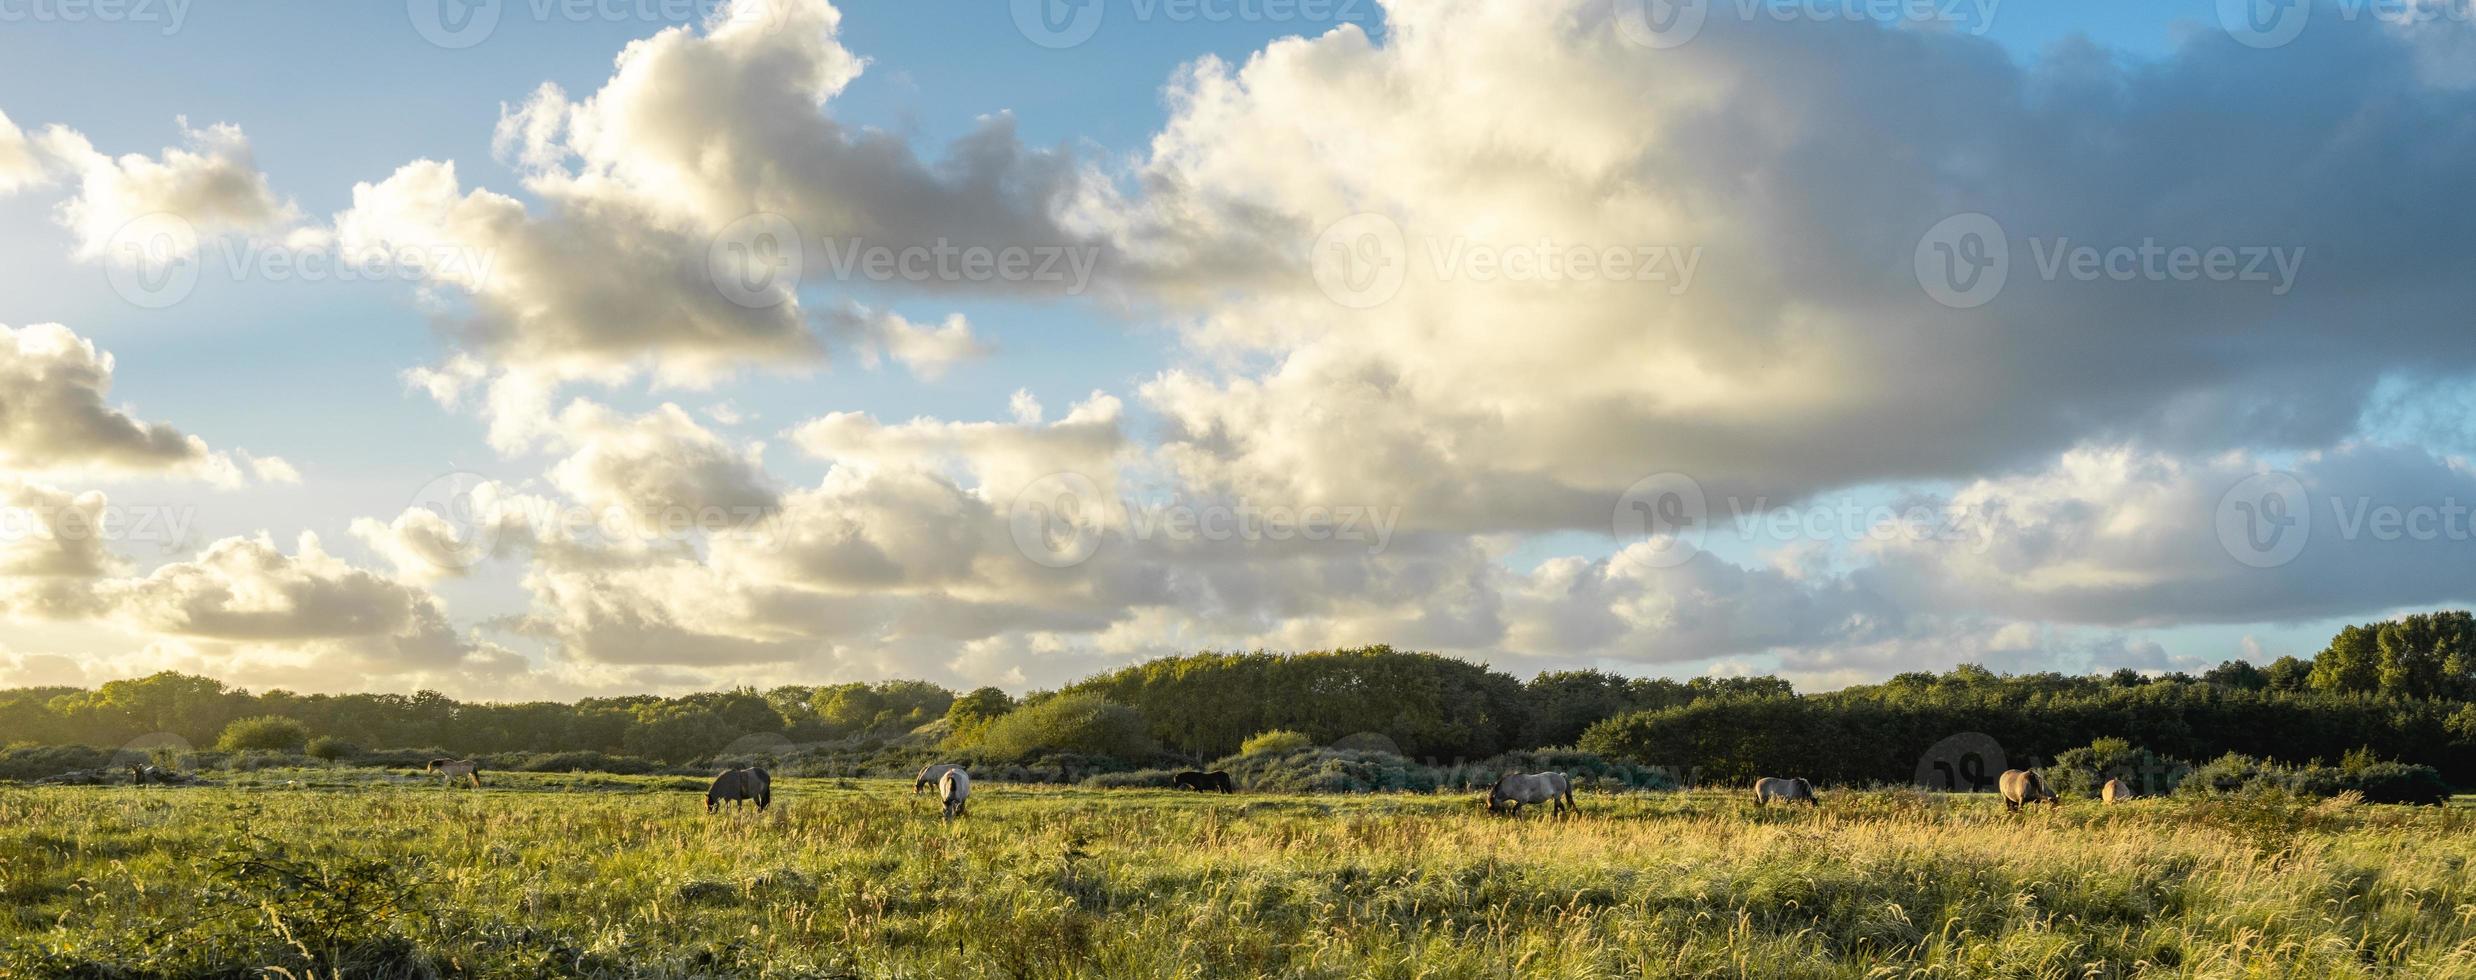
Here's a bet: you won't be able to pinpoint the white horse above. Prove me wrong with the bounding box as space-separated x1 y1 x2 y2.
915 763 963 795
425 758 481 788
1486 771 1575 816
939 767 971 820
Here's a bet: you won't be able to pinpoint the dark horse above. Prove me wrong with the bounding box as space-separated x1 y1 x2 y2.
706 766 772 813
1172 770 1234 793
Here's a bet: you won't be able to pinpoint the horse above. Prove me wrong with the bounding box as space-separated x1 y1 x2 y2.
914 763 963 795
1486 771 1576 816
425 759 482 788
706 767 772 813
2102 777 2131 804
939 767 970 820
1752 776 1819 807
1172 770 1235 793
2000 769 2060 811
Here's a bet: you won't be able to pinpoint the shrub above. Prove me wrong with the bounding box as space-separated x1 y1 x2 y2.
2051 738 2190 798
2180 751 2452 805
305 736 361 763
972 693 1156 761
216 716 311 753
0 744 112 781
1240 730 1314 756
1083 769 1180 789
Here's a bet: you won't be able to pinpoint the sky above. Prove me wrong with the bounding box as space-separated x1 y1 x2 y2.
0 0 2471 699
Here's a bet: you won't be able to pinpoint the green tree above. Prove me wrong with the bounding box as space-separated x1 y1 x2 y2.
973 693 1154 760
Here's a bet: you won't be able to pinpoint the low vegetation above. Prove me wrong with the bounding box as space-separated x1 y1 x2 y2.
4 774 2473 977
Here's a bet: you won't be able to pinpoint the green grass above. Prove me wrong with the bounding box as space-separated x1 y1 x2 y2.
5 772 2476 977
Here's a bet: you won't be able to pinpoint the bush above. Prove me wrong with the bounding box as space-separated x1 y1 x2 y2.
972 693 1157 762
1082 769 1180 789
510 751 664 775
305 736 361 763
2051 738 2189 798
1240 730 1314 756
216 716 310 753
2180 751 2452 805
0 744 112 781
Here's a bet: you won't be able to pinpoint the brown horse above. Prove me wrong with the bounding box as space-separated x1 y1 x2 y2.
2000 769 2059 811
706 767 772 813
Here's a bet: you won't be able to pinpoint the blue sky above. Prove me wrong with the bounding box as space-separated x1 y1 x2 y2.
0 0 2458 696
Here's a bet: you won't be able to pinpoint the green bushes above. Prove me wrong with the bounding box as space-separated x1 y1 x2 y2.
2179 751 2452 805
215 716 310 753
304 736 360 763
1240 730 1313 756
971 693 1156 762
2051 738 2189 797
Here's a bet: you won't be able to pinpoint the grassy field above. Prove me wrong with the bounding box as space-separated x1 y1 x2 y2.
5 771 2476 978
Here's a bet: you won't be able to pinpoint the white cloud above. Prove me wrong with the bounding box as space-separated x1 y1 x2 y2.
32 117 300 259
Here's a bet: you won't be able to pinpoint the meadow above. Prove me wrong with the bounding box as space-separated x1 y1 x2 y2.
4 771 2475 978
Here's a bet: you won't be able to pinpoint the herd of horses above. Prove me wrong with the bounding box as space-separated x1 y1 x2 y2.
419 758 2114 816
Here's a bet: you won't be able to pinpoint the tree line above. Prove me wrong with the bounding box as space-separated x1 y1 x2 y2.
7 616 2476 785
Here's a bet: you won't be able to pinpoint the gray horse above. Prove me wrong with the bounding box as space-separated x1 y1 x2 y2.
939 767 971 820
1486 771 1576 816
707 766 772 813
1752 776 1819 807
425 758 482 788
1999 769 2059 811
914 763 963 795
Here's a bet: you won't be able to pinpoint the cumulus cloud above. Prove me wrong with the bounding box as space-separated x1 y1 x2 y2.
1109 1 2476 536
24 117 301 259
0 322 247 480
341 0 1102 387
821 306 988 379
0 110 43 195
546 401 779 526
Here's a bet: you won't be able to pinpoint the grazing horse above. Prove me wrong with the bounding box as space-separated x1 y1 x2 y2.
1486 771 1576 816
2102 778 2131 804
1999 769 2060 811
939 767 971 820
425 759 482 788
706 767 771 813
1172 770 1235 793
1752 776 1819 807
914 763 963 795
